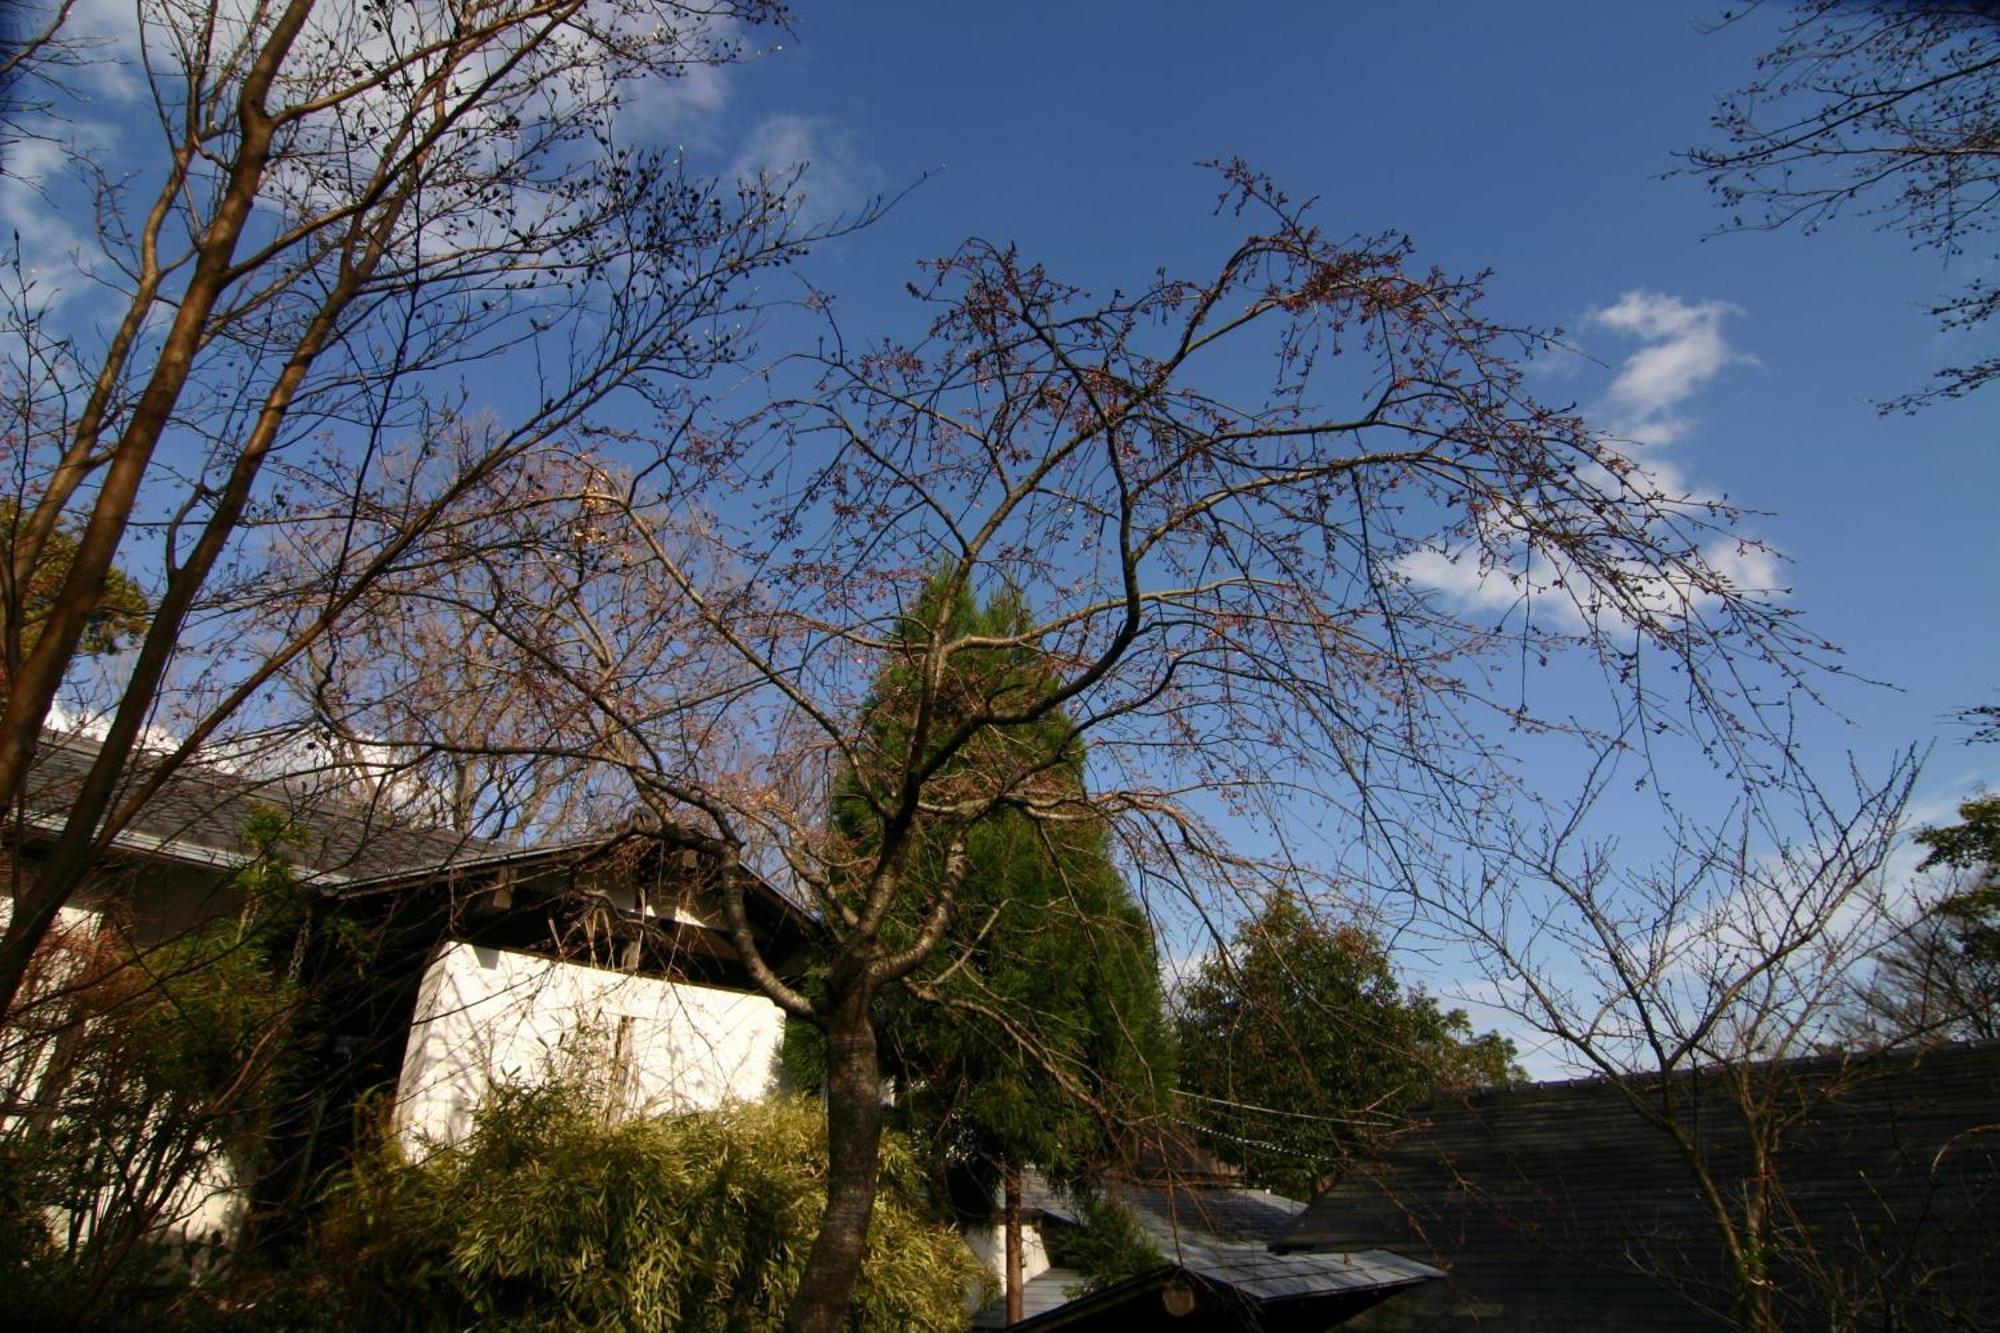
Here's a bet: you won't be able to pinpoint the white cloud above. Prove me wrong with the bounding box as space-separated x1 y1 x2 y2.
44 697 180 755
1397 546 1550 618
623 57 735 145
1523 337 1591 382
1399 288 1784 633
1589 291 1748 448
606 6 775 150
729 112 879 226
0 126 119 304
1702 540 1783 597
1396 534 1783 636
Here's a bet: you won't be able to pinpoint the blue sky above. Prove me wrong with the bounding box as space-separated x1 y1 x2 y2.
8 3 1992 1063
16 1 1983 801
685 2 1993 815
664 2 1999 1055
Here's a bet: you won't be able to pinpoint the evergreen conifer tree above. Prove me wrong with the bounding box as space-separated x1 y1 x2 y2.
810 577 1173 1319
1176 893 1519 1197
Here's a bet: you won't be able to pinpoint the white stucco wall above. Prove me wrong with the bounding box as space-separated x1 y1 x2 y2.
392 940 786 1150
965 1220 1053 1289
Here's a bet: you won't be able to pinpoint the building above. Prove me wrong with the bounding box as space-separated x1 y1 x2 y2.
1280 1043 2000 1330
2 730 817 1244
970 1161 1440 1330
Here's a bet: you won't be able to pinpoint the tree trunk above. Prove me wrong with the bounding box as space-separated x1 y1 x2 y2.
0 0 315 823
1005 1159 1024 1325
787 990 883 1333
1734 1159 1777 1333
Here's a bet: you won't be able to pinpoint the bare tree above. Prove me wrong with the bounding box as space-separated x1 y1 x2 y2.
1434 750 1923 1331
243 442 677 840
1688 1 2000 409
0 0 831 1016
318 164 1834 1329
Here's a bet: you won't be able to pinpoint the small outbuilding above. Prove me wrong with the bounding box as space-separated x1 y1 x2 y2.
973 1168 1439 1330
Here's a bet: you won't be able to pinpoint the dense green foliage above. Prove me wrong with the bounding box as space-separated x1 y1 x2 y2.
881 808 1175 1202
1917 795 2000 969
1042 1192 1163 1297
1175 893 1521 1196
0 499 150 660
0 932 296 1329
1894 793 2000 1037
818 579 1174 1206
315 1086 987 1332
0 811 310 1327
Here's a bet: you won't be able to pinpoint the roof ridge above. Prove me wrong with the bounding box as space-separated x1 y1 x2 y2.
36 726 516 852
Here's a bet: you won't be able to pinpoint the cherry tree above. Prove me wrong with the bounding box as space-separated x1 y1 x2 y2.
331 165 1828 1329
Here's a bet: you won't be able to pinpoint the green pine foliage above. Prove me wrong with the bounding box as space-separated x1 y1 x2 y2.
1043 1192 1163 1297
820 576 1174 1205
1175 893 1521 1197
886 807 1175 1198
314 1087 988 1332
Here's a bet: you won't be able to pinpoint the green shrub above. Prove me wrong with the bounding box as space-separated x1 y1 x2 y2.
0 903 301 1329
316 1085 990 1331
1044 1192 1163 1296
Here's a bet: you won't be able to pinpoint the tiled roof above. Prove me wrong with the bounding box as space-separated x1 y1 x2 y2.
20 730 512 882
19 731 824 953
1280 1041 2000 1330
1160 1239 1437 1302
1029 1174 1308 1248
1126 1181 1307 1249
982 1171 1438 1329
974 1248 1438 1331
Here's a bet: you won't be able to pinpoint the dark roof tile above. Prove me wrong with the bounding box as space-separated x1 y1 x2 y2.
23 730 510 881
1281 1042 2000 1331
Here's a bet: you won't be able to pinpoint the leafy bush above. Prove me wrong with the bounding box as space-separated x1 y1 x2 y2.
0 902 301 1328
316 1084 989 1331
0 810 361 1331
1043 1191 1163 1296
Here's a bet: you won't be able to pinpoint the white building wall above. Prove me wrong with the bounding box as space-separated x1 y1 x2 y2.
965 1220 1053 1290
392 940 786 1150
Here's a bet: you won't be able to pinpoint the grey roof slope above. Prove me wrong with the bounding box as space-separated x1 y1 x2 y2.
975 1172 1439 1330
1140 1239 1437 1303
18 731 823 953
19 730 512 882
977 1245 1439 1332
1281 1041 2000 1331
1026 1174 1308 1249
